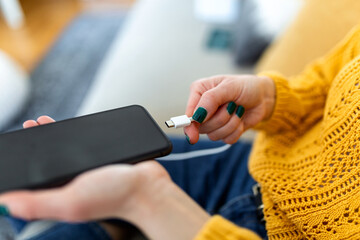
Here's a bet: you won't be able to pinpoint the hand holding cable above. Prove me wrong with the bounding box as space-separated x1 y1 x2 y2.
177 75 276 144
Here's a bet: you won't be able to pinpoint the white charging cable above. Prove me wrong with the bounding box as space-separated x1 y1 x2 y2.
165 115 194 129
163 114 233 161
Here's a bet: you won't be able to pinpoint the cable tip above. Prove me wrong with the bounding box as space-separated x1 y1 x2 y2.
165 120 175 128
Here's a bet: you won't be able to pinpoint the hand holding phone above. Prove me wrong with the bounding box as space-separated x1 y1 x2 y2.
0 113 210 240
0 105 172 193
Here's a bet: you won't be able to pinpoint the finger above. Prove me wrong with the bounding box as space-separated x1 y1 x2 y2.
23 120 39 129
184 122 200 144
207 113 243 142
185 76 236 144
36 116 55 125
223 122 245 144
191 80 239 125
199 102 235 134
185 76 228 117
0 188 75 221
184 78 215 144
185 81 204 117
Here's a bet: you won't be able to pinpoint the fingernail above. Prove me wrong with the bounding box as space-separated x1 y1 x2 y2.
0 205 10 216
227 101 236 115
192 107 207 123
236 105 245 118
185 134 193 145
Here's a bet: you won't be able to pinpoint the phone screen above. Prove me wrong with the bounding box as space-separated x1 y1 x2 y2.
0 105 172 192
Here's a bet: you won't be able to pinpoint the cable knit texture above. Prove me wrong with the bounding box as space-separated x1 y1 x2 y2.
195 25 360 240
194 215 261 240
250 25 360 239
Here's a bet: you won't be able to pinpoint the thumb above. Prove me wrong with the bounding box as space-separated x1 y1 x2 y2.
0 189 74 221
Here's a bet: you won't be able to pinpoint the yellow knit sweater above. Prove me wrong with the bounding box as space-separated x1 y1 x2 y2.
195 24 360 240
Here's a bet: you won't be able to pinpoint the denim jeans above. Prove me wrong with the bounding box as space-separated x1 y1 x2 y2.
159 137 266 238
7 137 267 239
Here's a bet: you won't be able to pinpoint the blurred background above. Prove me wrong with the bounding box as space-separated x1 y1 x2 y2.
0 0 359 136
0 0 134 71
2 0 360 237
0 0 302 136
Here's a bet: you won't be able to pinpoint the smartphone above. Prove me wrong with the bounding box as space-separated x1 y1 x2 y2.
0 105 172 193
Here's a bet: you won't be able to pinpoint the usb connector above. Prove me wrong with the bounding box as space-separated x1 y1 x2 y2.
165 115 194 128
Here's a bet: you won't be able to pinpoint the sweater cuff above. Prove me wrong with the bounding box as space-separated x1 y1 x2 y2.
194 215 261 240
255 71 297 134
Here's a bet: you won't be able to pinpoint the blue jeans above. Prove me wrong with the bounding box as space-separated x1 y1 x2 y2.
7 137 267 239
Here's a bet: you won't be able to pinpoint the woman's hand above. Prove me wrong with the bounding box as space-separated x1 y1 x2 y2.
184 75 275 144
0 116 210 240
1 116 171 222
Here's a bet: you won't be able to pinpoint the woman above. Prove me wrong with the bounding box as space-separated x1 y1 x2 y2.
1 24 360 240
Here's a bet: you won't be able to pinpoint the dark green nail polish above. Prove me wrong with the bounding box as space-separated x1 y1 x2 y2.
185 134 192 145
236 105 245 118
0 205 10 216
227 101 236 115
192 107 207 123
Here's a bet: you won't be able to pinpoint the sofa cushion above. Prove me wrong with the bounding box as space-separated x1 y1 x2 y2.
0 51 30 130
255 0 360 77
232 0 302 66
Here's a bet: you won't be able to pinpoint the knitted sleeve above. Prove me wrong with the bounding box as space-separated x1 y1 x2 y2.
194 215 262 240
256 24 360 134
249 23 360 239
250 54 360 239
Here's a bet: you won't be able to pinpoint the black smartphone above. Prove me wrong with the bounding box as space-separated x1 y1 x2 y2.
0 105 172 193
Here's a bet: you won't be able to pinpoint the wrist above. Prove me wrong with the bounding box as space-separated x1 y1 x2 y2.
123 162 210 240
115 161 170 222
141 183 210 240
259 75 276 121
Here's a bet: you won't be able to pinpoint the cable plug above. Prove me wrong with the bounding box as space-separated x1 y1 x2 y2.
165 115 194 128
